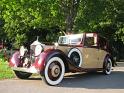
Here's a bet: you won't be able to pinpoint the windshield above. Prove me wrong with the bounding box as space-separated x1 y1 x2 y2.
58 34 83 45
58 36 69 44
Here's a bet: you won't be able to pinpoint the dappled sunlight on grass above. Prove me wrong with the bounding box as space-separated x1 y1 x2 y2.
0 58 15 79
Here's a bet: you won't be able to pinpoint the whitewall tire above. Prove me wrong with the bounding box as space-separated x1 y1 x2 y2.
103 58 112 75
43 57 65 86
68 48 82 67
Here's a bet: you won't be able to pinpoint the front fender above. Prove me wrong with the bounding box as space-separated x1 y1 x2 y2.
36 49 85 74
34 49 66 72
9 51 20 67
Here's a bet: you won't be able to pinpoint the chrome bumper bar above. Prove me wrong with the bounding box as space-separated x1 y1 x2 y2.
12 66 39 74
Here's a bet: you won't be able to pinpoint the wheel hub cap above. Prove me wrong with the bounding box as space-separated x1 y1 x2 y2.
51 65 60 77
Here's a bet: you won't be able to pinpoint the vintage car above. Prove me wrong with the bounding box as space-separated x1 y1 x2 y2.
9 33 113 86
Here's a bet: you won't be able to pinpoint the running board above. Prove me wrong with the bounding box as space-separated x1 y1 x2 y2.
12 67 39 74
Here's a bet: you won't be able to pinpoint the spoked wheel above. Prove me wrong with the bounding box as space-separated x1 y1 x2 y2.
68 48 82 67
14 71 32 79
43 56 65 86
103 58 112 75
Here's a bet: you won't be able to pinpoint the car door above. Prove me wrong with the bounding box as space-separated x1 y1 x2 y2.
97 36 108 68
81 33 99 68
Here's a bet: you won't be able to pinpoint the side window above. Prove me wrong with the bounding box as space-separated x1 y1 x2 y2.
99 37 107 49
58 37 68 44
69 37 82 45
85 37 94 46
84 33 97 47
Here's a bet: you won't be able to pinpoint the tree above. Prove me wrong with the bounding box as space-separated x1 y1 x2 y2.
0 0 62 48
59 0 80 33
0 0 123 49
75 0 124 42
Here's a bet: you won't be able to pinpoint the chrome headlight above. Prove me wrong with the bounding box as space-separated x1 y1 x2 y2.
20 46 27 56
34 44 43 56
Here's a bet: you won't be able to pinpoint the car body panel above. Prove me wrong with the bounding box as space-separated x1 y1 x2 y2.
81 48 99 68
56 46 107 68
9 33 111 74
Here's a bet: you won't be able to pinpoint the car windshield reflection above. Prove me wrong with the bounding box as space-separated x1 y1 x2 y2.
58 34 83 45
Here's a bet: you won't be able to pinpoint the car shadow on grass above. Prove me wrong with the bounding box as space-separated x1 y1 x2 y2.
57 71 124 89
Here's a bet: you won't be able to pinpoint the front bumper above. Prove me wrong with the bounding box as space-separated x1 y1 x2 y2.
12 66 40 74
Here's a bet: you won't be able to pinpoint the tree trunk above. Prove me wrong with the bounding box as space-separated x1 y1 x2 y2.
65 0 80 33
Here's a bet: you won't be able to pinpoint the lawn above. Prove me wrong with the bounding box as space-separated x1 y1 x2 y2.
0 58 15 79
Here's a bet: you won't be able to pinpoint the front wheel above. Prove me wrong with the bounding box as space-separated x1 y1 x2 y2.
103 58 112 75
14 71 32 79
42 56 65 86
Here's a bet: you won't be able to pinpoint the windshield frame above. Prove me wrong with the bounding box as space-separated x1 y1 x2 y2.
58 34 83 45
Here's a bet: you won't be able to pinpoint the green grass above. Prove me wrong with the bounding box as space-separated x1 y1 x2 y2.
0 58 15 79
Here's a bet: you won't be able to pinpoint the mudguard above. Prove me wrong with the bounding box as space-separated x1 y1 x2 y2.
9 51 20 67
39 49 88 75
104 53 115 67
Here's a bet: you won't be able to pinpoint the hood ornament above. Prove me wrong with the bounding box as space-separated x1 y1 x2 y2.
31 36 45 46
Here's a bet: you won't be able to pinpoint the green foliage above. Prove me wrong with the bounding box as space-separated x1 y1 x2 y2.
0 59 15 79
0 48 15 79
0 49 5 59
0 0 123 48
75 0 124 41
0 52 15 79
0 0 62 48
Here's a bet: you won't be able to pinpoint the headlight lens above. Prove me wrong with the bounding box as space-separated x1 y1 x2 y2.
20 46 26 56
34 45 43 56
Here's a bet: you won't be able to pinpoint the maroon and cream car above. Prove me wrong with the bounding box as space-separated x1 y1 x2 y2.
9 33 113 86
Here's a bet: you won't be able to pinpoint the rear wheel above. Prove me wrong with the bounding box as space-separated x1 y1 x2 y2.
103 58 112 75
14 71 32 79
42 56 65 86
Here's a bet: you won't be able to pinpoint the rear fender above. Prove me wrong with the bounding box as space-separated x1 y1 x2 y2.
104 54 114 67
